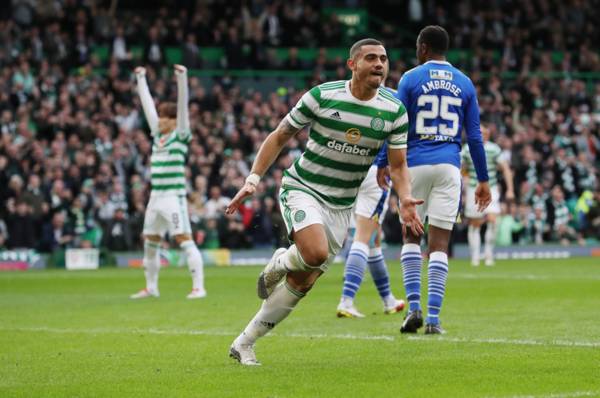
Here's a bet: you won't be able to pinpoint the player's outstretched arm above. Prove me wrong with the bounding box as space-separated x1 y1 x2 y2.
388 147 424 236
174 64 190 133
135 66 159 134
225 119 300 214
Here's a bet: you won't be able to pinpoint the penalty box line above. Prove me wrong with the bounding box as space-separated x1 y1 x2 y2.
1 326 600 348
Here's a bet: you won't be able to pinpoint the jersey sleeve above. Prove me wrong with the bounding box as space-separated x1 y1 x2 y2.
285 86 320 129
136 73 159 136
175 70 191 142
388 103 408 149
463 80 489 182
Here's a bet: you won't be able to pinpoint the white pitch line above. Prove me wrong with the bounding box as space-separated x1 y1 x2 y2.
0 326 236 337
0 326 393 341
453 273 551 281
487 391 600 398
1 326 599 348
283 332 394 341
407 335 600 348
451 273 600 281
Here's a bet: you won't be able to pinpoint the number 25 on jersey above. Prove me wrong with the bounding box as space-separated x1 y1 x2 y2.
415 95 462 137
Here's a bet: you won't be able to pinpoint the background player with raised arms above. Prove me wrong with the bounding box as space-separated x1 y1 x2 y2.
377 26 491 334
130 65 206 300
462 124 515 266
225 38 423 365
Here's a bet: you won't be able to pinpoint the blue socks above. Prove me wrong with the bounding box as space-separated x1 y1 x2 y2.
426 251 449 326
341 241 369 300
401 245 450 325
401 243 422 312
367 247 392 301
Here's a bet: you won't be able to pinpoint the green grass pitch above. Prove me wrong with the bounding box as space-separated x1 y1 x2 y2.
1 257 599 398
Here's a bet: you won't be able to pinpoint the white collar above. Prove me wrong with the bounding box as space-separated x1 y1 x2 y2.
345 80 379 104
424 60 451 66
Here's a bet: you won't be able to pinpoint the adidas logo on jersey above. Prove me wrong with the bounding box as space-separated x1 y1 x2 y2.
330 111 342 120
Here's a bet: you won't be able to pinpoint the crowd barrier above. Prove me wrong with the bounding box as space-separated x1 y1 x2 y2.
1 244 598 271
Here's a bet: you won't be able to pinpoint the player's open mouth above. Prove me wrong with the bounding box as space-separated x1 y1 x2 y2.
371 71 384 76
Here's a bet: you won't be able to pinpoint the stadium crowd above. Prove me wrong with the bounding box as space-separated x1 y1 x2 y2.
0 0 599 254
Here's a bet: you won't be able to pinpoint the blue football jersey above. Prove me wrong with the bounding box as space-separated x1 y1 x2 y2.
394 60 486 176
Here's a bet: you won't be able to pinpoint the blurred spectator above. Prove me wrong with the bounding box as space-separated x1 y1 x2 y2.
39 212 74 253
68 196 97 247
21 174 47 220
102 208 133 251
95 190 117 227
262 3 281 46
224 28 244 69
128 200 146 250
527 207 549 245
546 185 584 245
248 197 274 248
144 26 164 69
284 47 304 71
218 212 250 249
585 191 600 239
204 186 231 220
198 218 220 249
5 200 35 249
182 33 201 69
0 219 7 249
496 203 522 247
110 26 132 65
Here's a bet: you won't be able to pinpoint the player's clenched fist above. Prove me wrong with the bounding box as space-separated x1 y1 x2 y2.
134 66 146 75
174 64 187 74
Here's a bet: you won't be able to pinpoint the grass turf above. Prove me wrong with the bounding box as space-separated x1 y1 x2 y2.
1 257 599 398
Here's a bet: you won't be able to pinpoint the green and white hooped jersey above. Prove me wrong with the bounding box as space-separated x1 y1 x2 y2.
283 80 408 209
461 141 502 188
150 129 191 197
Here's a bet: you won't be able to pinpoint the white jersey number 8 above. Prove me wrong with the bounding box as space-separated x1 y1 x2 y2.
415 95 462 137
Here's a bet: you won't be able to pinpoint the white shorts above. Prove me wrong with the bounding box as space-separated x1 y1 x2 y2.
279 188 352 271
408 164 461 231
143 195 192 237
353 166 390 226
464 185 501 218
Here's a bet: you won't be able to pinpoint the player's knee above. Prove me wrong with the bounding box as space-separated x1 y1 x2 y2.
174 234 192 246
469 219 484 228
299 246 329 268
145 234 161 243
